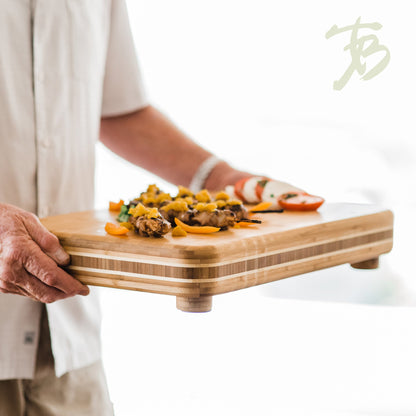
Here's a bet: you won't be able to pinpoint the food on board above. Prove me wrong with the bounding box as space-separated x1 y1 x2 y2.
109 199 124 212
127 203 171 237
174 218 220 234
104 222 130 236
278 192 325 211
106 184 261 237
171 225 187 237
105 180 323 238
227 177 324 211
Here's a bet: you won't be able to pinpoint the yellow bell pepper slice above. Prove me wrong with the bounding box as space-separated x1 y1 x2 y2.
105 222 130 236
174 218 220 234
248 201 272 212
109 199 124 212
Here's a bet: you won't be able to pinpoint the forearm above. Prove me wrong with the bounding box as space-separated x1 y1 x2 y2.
99 106 250 191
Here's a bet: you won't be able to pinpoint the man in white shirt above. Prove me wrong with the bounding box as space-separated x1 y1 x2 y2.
0 1 250 414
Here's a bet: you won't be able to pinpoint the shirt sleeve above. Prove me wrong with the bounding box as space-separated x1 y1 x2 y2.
101 0 149 117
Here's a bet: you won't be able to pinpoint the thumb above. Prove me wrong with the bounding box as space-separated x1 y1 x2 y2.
23 213 70 266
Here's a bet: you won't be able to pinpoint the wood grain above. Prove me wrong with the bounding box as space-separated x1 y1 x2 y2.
41 203 394 311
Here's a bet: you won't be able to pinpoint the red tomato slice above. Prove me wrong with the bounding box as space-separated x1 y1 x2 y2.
255 178 270 200
234 177 251 201
278 192 324 211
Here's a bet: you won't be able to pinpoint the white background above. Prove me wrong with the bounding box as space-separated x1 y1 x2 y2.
96 1 416 415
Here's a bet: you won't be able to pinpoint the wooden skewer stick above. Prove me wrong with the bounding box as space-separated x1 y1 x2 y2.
250 209 284 213
238 218 262 224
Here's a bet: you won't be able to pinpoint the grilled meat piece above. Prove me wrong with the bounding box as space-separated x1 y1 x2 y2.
129 216 171 238
222 204 248 221
160 209 194 226
192 209 236 229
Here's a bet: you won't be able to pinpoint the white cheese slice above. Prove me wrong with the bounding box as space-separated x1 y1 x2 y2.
225 185 238 200
242 176 264 203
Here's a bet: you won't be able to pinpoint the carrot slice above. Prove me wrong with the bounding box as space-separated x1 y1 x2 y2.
105 222 130 235
174 218 220 234
248 201 272 212
109 199 124 212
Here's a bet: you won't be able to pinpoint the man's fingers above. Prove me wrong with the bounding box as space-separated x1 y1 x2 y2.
22 242 89 296
0 276 45 301
16 271 69 303
23 213 70 266
0 279 22 296
8 265 70 303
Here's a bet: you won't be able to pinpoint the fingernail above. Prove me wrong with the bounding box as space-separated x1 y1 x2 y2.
55 250 70 265
80 287 90 296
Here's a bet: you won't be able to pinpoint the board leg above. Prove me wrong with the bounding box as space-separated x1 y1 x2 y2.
350 257 379 269
176 296 213 312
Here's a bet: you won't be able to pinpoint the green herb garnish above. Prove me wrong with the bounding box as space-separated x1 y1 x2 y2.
117 204 131 223
282 193 298 200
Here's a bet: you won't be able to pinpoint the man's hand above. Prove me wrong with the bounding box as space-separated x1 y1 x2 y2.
0 203 89 303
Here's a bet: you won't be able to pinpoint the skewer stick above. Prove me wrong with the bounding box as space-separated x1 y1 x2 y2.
238 218 262 224
250 209 284 213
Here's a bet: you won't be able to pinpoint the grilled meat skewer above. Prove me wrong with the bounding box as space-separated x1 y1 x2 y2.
129 216 171 238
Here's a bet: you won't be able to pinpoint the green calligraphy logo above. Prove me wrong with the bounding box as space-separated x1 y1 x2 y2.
325 17 390 90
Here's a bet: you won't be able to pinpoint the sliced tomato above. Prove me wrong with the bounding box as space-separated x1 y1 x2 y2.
278 192 324 211
255 179 270 200
234 177 251 201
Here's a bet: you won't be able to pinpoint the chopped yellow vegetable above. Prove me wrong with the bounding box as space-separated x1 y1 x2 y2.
160 200 188 212
171 225 187 237
215 200 227 208
146 207 160 219
155 192 171 204
119 222 134 230
176 185 194 198
129 203 161 219
194 202 217 212
228 199 242 205
129 203 148 217
174 218 220 234
174 196 194 205
146 184 159 194
195 189 211 203
140 195 157 205
215 191 229 201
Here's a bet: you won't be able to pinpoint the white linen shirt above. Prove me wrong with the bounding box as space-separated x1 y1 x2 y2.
0 0 148 379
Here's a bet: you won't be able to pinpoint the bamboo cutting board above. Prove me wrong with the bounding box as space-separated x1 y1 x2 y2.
41 203 393 312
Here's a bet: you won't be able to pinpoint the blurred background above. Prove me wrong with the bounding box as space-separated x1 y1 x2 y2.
95 1 416 415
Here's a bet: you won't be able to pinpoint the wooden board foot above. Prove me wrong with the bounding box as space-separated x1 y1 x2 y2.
350 257 379 269
176 296 213 313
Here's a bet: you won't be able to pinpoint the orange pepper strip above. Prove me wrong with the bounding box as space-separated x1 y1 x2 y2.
109 199 124 212
248 201 272 212
105 222 130 236
237 221 259 228
174 218 220 234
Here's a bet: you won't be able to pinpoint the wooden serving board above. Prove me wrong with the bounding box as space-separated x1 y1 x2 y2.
41 203 393 312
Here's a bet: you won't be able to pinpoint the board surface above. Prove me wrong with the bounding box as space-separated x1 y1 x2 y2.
41 203 393 310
